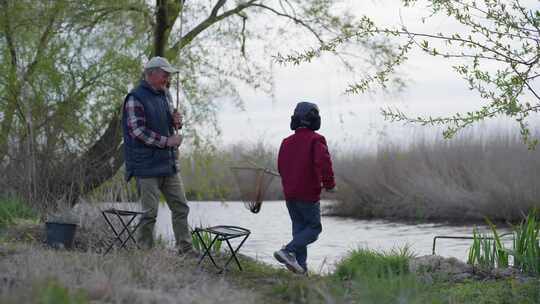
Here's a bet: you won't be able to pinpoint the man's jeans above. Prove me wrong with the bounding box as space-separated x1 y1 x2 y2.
136 174 191 251
284 201 322 271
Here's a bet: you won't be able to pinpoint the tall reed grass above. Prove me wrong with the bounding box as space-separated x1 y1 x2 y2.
330 131 540 222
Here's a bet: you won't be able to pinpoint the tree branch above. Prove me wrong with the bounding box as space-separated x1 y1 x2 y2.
0 0 20 161
251 3 323 43
0 0 17 69
23 5 59 83
0 1 60 161
169 0 257 54
210 0 227 18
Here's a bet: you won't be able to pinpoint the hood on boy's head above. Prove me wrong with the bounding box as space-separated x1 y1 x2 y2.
290 101 321 131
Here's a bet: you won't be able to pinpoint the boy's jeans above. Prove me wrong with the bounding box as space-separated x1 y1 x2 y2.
284 201 322 271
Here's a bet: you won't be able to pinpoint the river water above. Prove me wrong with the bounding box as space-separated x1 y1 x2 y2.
151 201 500 273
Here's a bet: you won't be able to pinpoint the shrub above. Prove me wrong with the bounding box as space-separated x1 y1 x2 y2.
0 197 36 229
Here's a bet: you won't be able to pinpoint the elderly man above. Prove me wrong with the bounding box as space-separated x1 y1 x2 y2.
122 56 192 253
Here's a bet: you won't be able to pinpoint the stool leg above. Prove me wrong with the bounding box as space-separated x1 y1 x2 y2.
126 216 155 250
115 214 139 250
103 213 140 255
194 230 220 269
221 234 249 272
103 212 122 255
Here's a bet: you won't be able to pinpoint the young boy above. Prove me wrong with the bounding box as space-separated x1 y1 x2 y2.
274 101 336 274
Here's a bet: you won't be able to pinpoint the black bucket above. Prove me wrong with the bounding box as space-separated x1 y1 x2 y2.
45 222 77 249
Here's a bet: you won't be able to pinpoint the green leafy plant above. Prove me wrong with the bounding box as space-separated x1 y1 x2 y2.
513 210 540 275
467 227 496 268
468 210 540 275
486 218 510 268
467 223 511 269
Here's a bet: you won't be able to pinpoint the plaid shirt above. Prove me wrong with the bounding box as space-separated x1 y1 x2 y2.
124 93 174 148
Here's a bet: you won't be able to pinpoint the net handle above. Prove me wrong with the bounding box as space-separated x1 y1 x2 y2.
230 165 280 177
254 170 264 203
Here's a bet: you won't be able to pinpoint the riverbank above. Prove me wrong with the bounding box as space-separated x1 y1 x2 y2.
1 222 539 303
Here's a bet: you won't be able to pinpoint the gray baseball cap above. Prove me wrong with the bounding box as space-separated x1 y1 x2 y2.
144 56 179 73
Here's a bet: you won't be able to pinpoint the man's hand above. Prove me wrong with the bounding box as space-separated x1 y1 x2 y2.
166 134 183 147
173 110 183 130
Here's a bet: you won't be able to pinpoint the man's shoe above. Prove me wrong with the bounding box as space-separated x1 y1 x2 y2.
273 248 305 274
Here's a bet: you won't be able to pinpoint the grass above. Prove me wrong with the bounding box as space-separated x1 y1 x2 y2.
0 243 260 304
0 197 37 230
270 248 540 304
432 280 540 304
331 247 425 304
34 280 89 304
334 247 413 280
1 230 539 304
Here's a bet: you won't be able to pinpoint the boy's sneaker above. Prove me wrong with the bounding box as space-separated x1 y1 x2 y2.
273 248 305 274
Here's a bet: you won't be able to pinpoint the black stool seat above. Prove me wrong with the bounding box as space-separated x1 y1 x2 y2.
102 208 149 217
101 208 155 255
193 225 250 272
202 225 250 238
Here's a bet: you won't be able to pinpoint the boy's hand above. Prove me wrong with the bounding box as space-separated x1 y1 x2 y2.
325 186 337 193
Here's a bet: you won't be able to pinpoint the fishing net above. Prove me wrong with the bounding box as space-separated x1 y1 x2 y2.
230 166 279 213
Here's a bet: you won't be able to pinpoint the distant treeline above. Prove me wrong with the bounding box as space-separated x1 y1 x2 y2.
177 132 540 223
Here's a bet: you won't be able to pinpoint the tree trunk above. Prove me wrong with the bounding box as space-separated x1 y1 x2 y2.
59 109 124 206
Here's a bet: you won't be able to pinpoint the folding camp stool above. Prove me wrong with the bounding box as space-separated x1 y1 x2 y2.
101 208 155 255
193 225 250 273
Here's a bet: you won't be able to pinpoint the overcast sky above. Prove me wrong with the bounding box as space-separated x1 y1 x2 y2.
216 0 539 151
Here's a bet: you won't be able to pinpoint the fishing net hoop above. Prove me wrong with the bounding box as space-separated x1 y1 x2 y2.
230 166 279 213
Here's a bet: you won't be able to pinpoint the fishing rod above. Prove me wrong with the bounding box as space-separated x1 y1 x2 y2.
172 0 186 134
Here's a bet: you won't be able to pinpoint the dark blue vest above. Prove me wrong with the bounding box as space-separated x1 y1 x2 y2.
122 80 177 180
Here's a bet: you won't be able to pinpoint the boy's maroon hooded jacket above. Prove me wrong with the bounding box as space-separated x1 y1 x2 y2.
278 128 335 202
